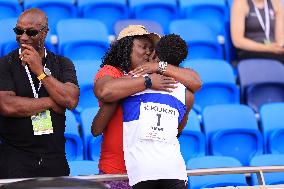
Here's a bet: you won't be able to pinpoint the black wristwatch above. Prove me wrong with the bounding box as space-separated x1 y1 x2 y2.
144 75 152 89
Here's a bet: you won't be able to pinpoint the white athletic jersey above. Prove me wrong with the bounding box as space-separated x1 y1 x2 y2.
122 82 188 186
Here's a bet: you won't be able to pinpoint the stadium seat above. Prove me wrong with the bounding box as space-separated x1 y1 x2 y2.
169 19 223 60
65 110 83 160
114 19 164 36
202 104 263 165
68 160 99 176
178 110 205 163
80 107 101 160
260 103 284 154
24 0 78 34
250 154 284 185
238 59 284 113
0 0 22 19
57 19 109 61
77 0 129 34
74 60 101 114
179 0 227 35
129 0 178 33
0 18 18 57
187 156 248 189
182 59 239 114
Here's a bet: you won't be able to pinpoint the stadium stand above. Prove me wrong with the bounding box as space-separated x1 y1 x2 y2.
0 0 22 19
178 110 205 163
187 156 248 189
259 103 284 154
202 104 263 166
68 160 99 176
74 60 101 114
65 110 83 161
169 19 223 60
238 59 284 113
114 19 164 36
250 154 284 185
128 0 178 33
24 0 78 35
182 59 239 114
77 0 129 35
80 107 101 160
57 19 109 61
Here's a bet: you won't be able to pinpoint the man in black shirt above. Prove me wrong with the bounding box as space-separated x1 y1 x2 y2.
0 8 79 178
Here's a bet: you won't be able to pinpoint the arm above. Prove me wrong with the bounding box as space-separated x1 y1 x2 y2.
0 91 60 117
95 73 177 102
21 45 79 109
91 101 118 137
231 0 284 53
177 90 194 138
272 0 284 45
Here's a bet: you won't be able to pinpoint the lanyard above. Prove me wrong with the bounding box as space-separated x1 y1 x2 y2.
252 0 270 41
20 48 47 98
25 64 47 98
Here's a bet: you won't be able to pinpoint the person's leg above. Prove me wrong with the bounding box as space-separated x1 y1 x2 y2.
132 180 159 189
159 179 188 189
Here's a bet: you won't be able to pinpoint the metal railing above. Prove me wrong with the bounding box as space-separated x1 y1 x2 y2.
1 166 284 187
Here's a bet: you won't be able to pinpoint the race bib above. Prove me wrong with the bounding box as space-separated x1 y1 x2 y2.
139 102 179 143
31 110 53 135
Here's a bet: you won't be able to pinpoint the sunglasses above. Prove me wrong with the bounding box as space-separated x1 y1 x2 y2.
13 25 46 37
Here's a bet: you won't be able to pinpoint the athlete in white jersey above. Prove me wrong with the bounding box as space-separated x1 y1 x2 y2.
122 34 195 189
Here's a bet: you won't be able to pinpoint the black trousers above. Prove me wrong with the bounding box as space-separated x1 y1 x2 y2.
238 50 284 64
133 179 188 189
0 143 70 179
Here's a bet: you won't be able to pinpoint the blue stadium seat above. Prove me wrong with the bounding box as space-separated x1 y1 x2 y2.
129 0 178 33
77 0 128 34
250 154 284 185
187 156 247 189
202 104 263 165
80 107 101 160
169 19 223 60
68 160 99 176
178 110 205 163
57 19 109 61
74 60 101 114
0 0 22 19
24 0 77 34
179 0 227 35
260 103 284 154
182 59 239 114
65 110 83 160
0 18 17 57
238 59 284 113
114 19 164 37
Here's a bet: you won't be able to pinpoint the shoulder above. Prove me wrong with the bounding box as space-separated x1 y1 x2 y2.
271 0 283 13
232 0 249 14
95 65 124 81
0 49 19 67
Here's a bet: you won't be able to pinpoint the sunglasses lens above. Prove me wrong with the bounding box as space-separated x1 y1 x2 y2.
26 30 39 37
13 28 24 35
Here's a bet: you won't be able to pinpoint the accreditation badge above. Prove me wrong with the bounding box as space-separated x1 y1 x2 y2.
31 110 53 135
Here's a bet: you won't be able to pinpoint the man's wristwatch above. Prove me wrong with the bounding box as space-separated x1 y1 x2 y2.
37 67 51 81
144 75 152 89
158 61 168 75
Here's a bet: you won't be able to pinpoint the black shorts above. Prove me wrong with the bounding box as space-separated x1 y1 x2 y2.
133 179 188 189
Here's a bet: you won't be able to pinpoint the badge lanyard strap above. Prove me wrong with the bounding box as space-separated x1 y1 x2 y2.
25 64 46 99
252 0 270 41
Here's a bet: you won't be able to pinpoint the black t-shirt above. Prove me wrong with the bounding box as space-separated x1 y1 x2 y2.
0 49 78 157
